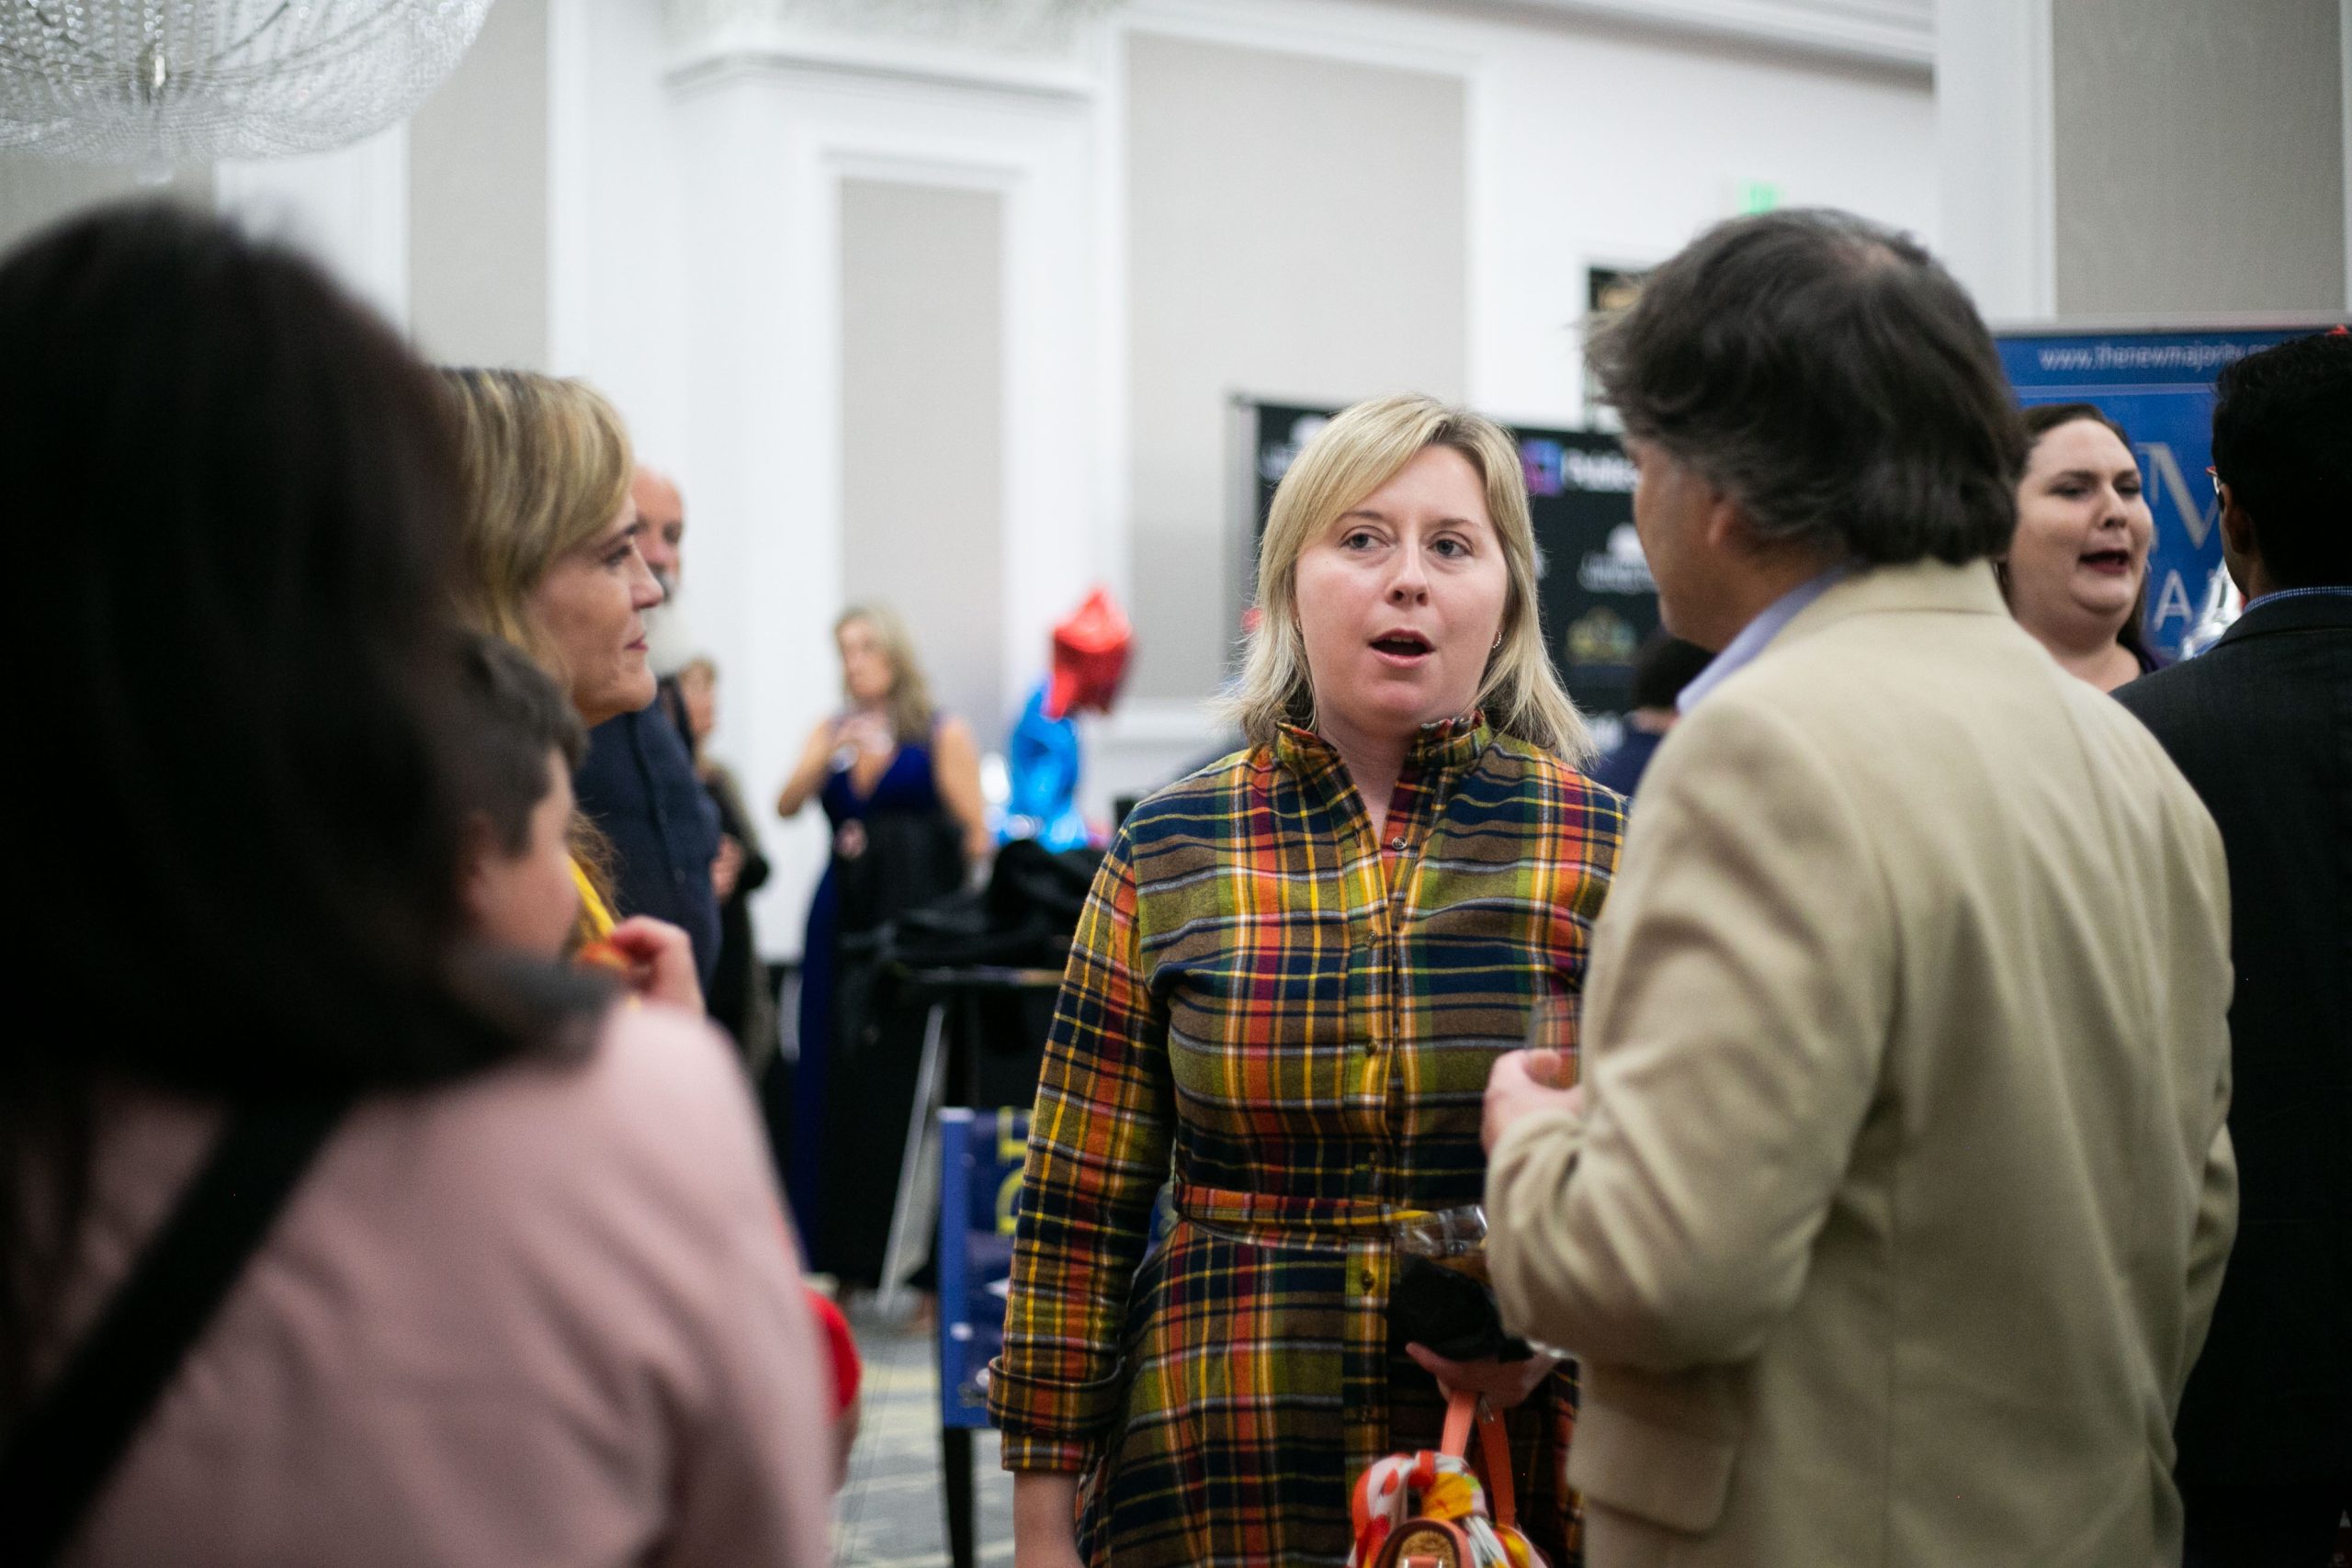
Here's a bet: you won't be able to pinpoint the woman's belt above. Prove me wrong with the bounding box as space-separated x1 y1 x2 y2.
1172 1182 1401 1253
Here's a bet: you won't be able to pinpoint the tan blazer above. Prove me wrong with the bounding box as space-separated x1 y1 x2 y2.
1489 559 2236 1568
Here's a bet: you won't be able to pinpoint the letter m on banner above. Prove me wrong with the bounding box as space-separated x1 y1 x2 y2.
2140 442 2217 549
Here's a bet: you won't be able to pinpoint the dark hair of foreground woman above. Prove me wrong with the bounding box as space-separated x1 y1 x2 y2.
0 205 587 1420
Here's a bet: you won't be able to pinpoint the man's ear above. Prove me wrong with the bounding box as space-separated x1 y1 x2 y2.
1701 485 1751 554
456 812 499 925
2217 485 2258 560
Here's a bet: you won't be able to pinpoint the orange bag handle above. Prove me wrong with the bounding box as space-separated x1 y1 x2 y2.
1439 1388 1519 1529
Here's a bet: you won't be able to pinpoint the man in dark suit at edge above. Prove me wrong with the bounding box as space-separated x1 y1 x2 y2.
2116 327 2351 1568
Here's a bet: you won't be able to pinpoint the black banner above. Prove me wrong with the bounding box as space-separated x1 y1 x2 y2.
1247 401 1658 726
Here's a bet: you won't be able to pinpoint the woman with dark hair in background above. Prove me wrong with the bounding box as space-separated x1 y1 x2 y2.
0 207 831 1565
2002 402 2162 690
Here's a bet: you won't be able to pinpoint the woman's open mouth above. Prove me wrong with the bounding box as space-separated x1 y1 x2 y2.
1370 630 1434 666
2078 548 2133 577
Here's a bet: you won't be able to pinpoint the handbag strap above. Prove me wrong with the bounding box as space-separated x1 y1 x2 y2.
1439 1388 1521 1529
0 1094 351 1566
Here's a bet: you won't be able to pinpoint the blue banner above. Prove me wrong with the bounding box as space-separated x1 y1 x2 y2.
936 1107 1028 1429
1997 324 2341 658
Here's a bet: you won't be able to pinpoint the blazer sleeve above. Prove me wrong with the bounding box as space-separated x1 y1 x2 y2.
1488 696 1895 1373
989 829 1175 1470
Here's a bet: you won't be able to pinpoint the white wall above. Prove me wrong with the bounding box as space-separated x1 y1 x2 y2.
0 157 211 255
840 177 1008 737
650 20 1107 958
3 0 1945 962
1461 14 1939 425
1113 0 1937 442
1939 0 2352 320
1088 0 1938 816
1122 30 1470 705
410 0 551 367
547 0 694 460
2051 0 2345 315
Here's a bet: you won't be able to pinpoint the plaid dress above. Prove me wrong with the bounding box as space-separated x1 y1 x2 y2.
990 716 1623 1566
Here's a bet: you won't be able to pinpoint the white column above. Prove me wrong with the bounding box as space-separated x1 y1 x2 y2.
214 124 411 331
1933 0 2055 321
670 64 840 955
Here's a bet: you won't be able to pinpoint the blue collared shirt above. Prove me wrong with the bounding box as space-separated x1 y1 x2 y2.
2242 584 2352 615
1678 565 1852 713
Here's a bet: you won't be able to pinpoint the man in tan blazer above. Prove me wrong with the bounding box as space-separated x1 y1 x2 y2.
1483 210 2236 1567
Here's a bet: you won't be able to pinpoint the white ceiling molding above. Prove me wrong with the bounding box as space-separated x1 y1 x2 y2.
665 0 1124 92
1464 0 1930 71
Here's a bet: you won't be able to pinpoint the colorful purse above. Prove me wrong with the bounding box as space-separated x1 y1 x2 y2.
1347 1389 1551 1568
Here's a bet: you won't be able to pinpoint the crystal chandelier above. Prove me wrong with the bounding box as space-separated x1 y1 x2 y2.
0 0 492 164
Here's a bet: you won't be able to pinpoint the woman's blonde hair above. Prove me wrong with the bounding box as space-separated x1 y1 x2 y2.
1223 392 1593 761
439 367 635 675
438 367 635 919
837 603 938 744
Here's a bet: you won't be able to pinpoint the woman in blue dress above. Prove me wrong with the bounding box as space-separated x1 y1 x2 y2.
775 604 990 1278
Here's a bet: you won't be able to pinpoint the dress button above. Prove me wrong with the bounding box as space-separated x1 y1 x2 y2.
1386 834 1406 852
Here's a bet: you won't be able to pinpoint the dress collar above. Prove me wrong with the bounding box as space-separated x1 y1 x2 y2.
1272 711 1492 779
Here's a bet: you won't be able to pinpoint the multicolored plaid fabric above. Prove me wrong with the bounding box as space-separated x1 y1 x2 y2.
990 716 1623 1567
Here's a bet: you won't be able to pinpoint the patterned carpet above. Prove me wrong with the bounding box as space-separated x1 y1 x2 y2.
832 1299 1017 1567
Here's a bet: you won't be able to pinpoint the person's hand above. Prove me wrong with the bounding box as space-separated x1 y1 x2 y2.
1405 1342 1560 1411
598 915 704 1014
835 708 894 758
1483 1048 1585 1154
711 833 744 901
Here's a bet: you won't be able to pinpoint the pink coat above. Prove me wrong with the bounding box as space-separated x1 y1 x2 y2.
48 1005 834 1567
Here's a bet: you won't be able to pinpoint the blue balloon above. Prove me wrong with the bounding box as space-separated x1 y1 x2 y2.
999 681 1092 851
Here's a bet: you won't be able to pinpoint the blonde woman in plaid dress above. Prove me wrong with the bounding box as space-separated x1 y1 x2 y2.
992 395 1625 1567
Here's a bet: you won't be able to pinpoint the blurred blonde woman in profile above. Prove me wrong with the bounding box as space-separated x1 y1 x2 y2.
438 368 697 1010
991 393 1624 1568
774 603 988 1279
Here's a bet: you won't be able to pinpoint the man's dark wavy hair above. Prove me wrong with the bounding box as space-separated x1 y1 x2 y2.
2211 328 2352 589
1589 209 2024 567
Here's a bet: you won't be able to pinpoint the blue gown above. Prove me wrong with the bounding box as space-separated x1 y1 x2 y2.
786 731 963 1273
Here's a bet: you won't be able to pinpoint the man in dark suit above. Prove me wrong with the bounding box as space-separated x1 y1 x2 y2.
2117 327 2351 1568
